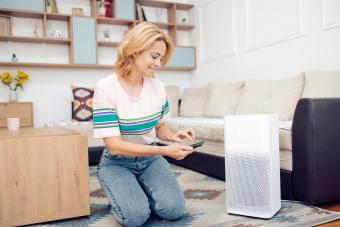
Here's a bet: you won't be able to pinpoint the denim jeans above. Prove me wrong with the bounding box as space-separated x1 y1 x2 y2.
97 148 185 227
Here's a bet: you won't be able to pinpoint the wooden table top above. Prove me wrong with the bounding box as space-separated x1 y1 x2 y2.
0 127 80 139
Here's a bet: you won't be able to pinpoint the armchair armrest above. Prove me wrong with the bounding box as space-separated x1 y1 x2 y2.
292 98 340 204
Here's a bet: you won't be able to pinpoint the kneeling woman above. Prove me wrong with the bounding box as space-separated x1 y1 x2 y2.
93 22 196 227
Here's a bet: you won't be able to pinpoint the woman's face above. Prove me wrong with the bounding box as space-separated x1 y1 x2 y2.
133 40 167 77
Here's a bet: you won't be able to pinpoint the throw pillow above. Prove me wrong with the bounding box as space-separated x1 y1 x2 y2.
71 85 94 121
165 86 180 117
302 70 340 98
180 84 211 117
235 74 305 120
204 82 245 117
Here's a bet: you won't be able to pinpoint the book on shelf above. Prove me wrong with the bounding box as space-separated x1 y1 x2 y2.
136 3 147 21
45 0 52 13
141 7 147 21
136 3 142 20
51 0 59 14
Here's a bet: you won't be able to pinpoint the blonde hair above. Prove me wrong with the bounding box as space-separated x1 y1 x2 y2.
114 22 174 78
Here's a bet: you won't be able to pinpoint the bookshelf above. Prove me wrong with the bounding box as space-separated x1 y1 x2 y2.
0 0 196 70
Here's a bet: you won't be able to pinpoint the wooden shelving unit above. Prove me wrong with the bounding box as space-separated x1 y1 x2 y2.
0 0 196 70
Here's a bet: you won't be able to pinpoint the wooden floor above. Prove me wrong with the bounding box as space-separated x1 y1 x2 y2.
316 202 340 226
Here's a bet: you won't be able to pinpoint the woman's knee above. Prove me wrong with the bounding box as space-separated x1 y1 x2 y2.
153 197 185 220
97 167 151 226
114 207 151 227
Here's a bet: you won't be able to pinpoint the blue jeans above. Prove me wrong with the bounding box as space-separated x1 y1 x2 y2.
97 148 185 227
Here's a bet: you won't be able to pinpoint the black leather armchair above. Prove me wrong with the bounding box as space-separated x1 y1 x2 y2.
292 98 340 204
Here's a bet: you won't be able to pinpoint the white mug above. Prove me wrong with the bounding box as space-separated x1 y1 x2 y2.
7 117 20 130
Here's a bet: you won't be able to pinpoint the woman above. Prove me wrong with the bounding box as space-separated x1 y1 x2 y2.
93 22 196 227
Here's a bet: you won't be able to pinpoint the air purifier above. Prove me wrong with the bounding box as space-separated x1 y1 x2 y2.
224 114 281 218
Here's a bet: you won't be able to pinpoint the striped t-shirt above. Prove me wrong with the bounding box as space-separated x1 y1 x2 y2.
93 74 170 145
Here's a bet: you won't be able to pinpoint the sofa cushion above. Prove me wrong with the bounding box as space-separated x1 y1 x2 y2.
302 70 340 98
280 129 292 151
167 117 292 151
204 82 245 117
191 140 293 171
235 74 304 120
168 117 225 142
165 86 180 117
180 84 210 117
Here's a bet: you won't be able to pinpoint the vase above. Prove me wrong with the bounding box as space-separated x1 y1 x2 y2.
99 2 106 17
9 90 17 102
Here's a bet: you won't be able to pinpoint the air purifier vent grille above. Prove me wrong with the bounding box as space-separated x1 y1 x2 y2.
226 152 271 212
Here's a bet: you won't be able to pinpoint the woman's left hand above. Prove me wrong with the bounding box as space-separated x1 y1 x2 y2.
170 128 195 142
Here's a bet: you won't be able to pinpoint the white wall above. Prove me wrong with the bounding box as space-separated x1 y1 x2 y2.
0 0 193 127
190 0 340 86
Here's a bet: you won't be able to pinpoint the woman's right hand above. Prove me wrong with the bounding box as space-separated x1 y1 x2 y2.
163 144 194 160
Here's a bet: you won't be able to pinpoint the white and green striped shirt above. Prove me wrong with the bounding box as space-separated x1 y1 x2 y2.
93 73 170 145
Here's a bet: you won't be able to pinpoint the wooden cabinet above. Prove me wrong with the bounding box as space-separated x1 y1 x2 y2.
0 0 196 71
0 102 33 127
0 127 89 226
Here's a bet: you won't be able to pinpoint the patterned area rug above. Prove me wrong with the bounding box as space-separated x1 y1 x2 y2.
30 165 340 227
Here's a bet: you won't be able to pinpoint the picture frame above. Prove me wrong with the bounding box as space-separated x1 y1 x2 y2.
72 8 84 16
0 14 11 36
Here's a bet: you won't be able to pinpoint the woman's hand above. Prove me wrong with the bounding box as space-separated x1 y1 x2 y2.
170 128 196 142
163 144 194 160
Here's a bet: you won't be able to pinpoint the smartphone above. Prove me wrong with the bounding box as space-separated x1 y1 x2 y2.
156 140 205 148
189 140 204 148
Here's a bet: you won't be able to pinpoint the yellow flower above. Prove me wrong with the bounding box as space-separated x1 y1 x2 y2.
17 70 29 80
1 72 13 86
1 70 29 91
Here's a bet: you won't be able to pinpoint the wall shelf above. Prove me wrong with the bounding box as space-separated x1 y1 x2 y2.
0 8 43 19
0 35 71 44
138 0 193 10
96 17 135 26
177 24 195 31
0 0 196 71
97 41 120 47
45 13 70 21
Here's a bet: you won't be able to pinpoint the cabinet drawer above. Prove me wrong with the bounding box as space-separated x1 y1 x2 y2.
0 102 33 127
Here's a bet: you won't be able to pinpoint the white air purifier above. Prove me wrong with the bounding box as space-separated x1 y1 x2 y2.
224 114 281 218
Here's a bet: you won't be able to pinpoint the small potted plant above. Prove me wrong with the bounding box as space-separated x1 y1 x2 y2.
0 70 30 102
